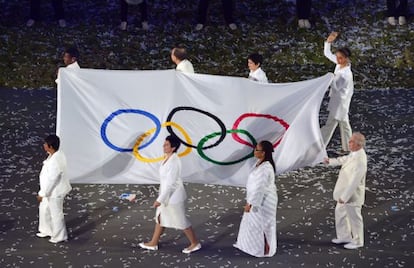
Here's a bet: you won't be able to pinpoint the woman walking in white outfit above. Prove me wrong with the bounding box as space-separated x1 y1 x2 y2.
139 135 201 254
234 140 278 257
320 32 354 154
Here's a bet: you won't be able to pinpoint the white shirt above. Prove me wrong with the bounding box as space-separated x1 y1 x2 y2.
248 67 268 83
324 42 354 121
38 150 72 198
55 61 80 84
176 59 194 74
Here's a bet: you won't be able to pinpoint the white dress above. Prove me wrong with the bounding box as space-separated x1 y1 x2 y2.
155 153 191 230
234 161 278 257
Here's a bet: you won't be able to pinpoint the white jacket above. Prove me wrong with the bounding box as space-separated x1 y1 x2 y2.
55 61 80 84
246 161 276 207
176 59 194 74
330 149 367 205
38 150 72 198
324 42 354 121
156 153 187 205
248 67 268 83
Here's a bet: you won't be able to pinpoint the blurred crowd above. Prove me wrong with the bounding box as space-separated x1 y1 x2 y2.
25 0 410 30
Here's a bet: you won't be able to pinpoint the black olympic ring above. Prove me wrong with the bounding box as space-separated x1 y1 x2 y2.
166 106 227 150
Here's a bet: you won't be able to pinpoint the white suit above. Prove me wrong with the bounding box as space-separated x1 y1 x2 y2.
38 150 72 242
248 67 268 83
321 42 354 151
329 148 367 245
234 161 278 257
155 153 191 230
176 59 194 74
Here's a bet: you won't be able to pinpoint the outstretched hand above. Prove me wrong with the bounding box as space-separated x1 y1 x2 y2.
243 203 251 213
327 32 339 43
153 201 161 208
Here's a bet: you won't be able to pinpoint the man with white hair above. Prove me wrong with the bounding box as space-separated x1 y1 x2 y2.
324 132 367 249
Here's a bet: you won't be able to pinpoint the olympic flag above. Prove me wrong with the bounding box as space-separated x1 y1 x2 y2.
57 68 333 186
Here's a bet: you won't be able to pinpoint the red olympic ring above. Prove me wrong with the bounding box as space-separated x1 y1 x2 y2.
231 113 290 148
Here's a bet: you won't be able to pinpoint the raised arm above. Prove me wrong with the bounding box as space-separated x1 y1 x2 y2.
324 32 339 64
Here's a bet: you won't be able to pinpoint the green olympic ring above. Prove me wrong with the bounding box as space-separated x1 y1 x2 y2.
197 129 257 165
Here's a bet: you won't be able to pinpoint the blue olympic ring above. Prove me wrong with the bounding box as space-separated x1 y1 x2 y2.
100 109 161 152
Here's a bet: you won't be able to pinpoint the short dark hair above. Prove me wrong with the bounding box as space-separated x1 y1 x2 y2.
165 135 181 153
45 134 60 151
248 53 263 66
64 46 79 59
172 47 188 61
336 47 351 58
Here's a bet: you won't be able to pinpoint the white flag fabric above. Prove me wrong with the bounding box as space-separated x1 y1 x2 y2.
56 68 332 186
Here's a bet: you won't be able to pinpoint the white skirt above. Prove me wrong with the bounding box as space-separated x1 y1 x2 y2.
155 202 191 230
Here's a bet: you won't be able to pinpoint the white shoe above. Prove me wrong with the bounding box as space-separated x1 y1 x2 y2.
141 21 149 30
387 17 396 26
49 238 67 243
195 23 204 31
398 16 406 25
228 23 237 30
120 21 127 31
303 19 311 29
36 232 49 238
58 19 66 28
139 242 158 251
182 243 201 254
344 242 363 249
332 238 352 244
298 19 305 28
26 19 35 27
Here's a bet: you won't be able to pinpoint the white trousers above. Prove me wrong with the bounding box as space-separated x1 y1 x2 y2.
321 113 352 151
335 203 364 245
38 197 68 241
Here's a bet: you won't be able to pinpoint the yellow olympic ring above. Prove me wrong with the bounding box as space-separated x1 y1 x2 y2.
133 121 193 163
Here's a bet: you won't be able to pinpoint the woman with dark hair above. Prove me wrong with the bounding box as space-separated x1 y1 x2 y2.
247 53 268 83
320 32 354 155
139 135 201 254
234 140 278 257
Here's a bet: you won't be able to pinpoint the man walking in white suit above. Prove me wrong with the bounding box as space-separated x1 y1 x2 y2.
324 132 367 249
36 134 72 243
